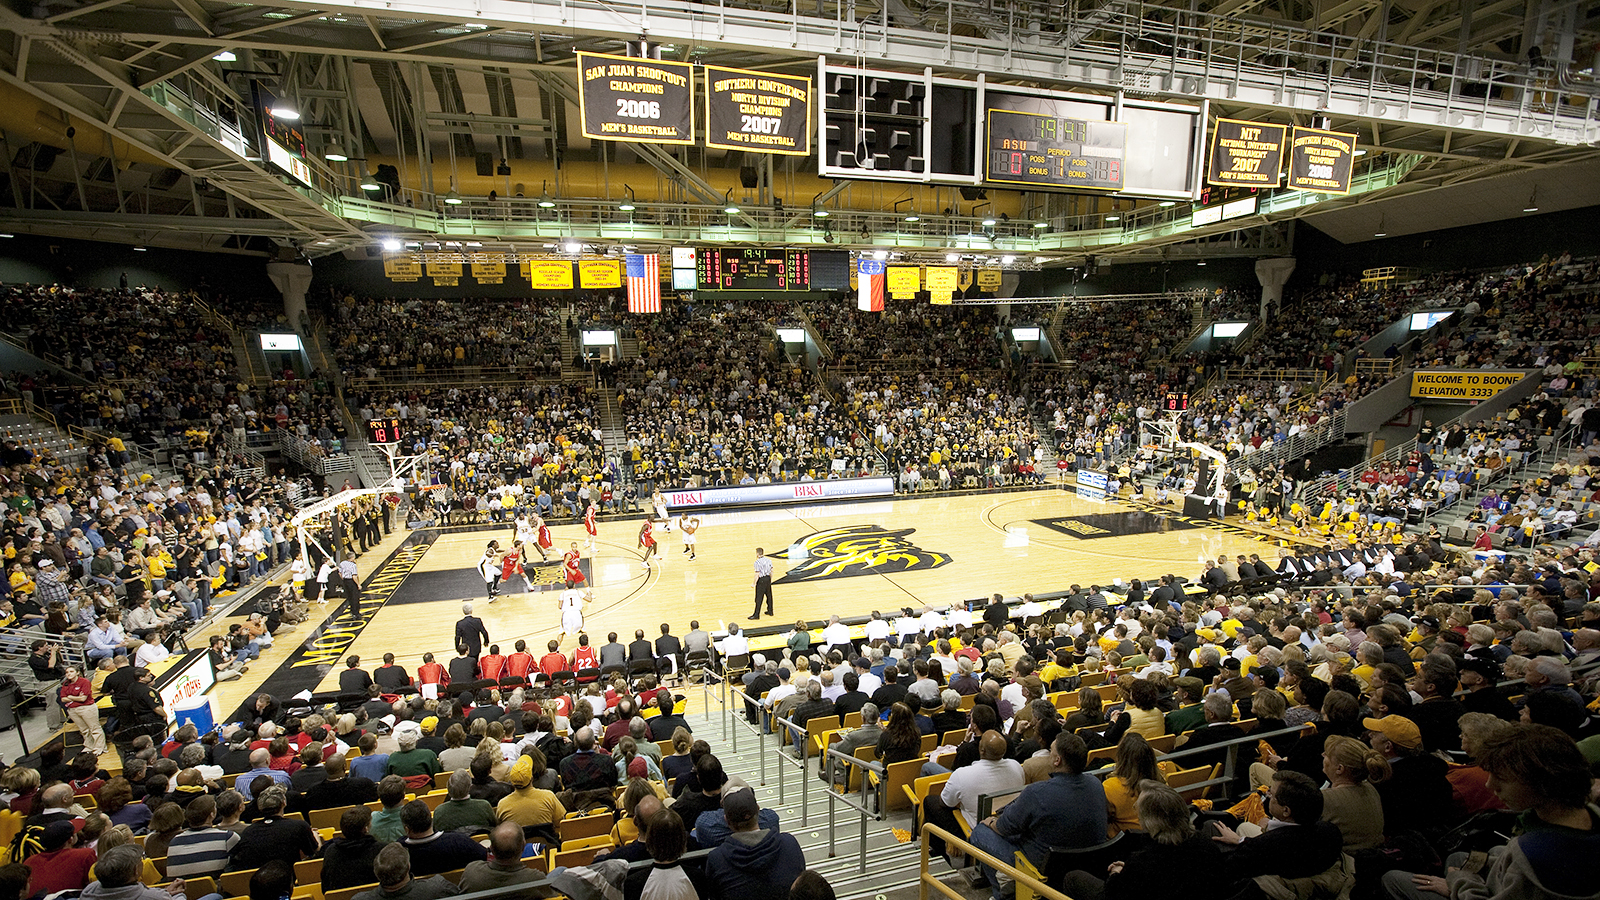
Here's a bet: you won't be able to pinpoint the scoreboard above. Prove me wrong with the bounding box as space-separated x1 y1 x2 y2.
983 109 1126 191
696 248 810 290
368 418 403 444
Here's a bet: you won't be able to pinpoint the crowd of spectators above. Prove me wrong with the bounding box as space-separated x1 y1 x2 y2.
804 301 1003 370
329 296 567 380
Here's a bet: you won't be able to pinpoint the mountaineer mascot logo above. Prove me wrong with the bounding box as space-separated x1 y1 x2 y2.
772 525 952 583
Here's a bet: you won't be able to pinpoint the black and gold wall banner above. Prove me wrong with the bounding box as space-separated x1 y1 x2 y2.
577 52 694 145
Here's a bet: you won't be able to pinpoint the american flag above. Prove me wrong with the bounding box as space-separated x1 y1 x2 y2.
857 259 885 312
625 253 661 314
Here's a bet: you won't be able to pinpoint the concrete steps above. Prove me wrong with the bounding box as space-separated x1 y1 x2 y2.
677 692 926 897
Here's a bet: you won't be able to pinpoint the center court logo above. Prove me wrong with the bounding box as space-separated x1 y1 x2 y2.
772 525 952 583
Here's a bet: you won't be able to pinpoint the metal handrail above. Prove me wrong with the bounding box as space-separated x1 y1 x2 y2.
918 823 1068 900
821 744 888 872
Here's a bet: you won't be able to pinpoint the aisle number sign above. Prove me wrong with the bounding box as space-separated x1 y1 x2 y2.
1409 370 1523 401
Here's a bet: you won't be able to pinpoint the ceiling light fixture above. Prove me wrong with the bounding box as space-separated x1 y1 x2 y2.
268 99 299 120
872 250 888 261
537 179 557 208
1002 255 1016 265
1033 219 1049 229
1373 215 1387 237
945 252 960 263
212 50 237 62
1196 259 1207 266
323 140 348 162
1523 188 1539 213
811 203 829 218
981 215 997 227
1159 201 1176 207
722 190 740 215
618 187 636 212
563 240 582 254
381 238 402 252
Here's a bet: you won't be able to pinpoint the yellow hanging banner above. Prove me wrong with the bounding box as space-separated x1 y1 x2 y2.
578 259 622 289
525 261 576 290
930 291 954 304
471 253 506 285
925 266 959 294
976 268 1004 291
887 266 920 299
426 259 461 287
958 269 974 291
384 256 422 282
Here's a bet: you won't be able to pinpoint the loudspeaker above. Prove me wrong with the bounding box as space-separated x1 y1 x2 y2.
739 166 759 188
959 186 988 201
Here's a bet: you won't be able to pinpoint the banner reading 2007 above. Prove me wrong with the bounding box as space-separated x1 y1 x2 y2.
704 65 811 156
577 52 694 145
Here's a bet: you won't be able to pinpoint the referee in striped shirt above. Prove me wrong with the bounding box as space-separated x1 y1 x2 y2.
750 547 775 620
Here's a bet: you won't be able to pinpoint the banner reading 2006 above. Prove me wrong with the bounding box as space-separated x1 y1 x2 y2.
577 52 694 145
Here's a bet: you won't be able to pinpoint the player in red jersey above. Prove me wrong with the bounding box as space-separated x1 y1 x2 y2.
563 541 593 601
638 518 659 570
536 515 555 558
500 541 527 594
417 651 448 693
479 644 506 682
583 501 598 551
504 640 534 679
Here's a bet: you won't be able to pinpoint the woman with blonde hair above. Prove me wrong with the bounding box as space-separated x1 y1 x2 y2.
661 727 695 786
1319 734 1390 851
1102 733 1164 835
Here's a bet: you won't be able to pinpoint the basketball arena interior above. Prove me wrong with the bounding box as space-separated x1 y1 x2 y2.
1 1 1599 899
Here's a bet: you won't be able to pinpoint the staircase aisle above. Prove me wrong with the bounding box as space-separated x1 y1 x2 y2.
675 682 940 900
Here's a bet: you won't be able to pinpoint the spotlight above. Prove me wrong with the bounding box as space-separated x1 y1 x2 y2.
945 252 959 263
563 240 582 254
381 238 402 252
1002 255 1015 264
872 250 888 261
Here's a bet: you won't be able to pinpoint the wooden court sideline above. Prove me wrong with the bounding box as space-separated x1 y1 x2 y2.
199 488 1279 710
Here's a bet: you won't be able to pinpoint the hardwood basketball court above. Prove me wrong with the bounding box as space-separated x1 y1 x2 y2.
206 486 1278 716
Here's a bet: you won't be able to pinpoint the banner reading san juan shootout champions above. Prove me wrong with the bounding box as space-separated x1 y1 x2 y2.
704 65 811 156
577 52 694 145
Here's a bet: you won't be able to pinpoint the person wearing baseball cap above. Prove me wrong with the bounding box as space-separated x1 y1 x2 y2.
703 785 803 897
1364 715 1451 836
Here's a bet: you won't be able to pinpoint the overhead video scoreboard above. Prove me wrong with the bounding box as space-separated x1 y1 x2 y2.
984 109 1127 191
692 249 850 291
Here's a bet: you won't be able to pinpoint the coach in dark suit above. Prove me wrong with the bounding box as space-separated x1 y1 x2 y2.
455 602 490 658
655 624 683 672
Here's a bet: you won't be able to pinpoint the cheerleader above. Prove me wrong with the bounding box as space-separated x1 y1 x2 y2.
652 489 671 531
638 518 659 570
478 541 502 600
583 501 598 551
501 541 527 594
289 556 310 602
563 541 592 601
679 515 700 560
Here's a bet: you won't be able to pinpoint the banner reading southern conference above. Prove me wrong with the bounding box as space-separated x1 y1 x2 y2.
1286 126 1358 194
577 52 694 145
704 65 811 156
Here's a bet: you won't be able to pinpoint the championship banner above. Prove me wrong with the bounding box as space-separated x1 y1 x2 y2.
577 52 694 145
1286 126 1358 194
1206 119 1286 187
425 259 461 287
704 65 811 156
525 261 575 290
958 270 974 291
578 259 622 289
930 291 954 305
976 268 1003 291
471 253 506 285
925 266 959 294
384 257 421 282
887 266 920 300
1410 370 1524 401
